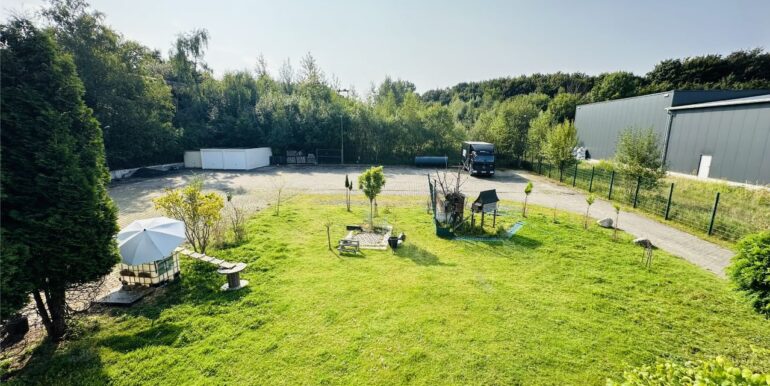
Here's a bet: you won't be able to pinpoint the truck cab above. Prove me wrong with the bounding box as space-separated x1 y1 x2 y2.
462 141 495 177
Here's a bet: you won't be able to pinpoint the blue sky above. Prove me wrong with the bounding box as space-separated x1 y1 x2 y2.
4 0 770 93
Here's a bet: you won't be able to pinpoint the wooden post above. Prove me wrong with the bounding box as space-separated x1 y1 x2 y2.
708 192 720 235
633 175 642 208
588 166 595 192
608 170 615 200
481 211 485 228
492 209 497 227
664 183 674 220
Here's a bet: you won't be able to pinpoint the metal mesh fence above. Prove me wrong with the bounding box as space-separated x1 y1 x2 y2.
531 160 763 242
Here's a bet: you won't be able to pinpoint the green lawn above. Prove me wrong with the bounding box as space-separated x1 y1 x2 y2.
10 195 770 385
539 162 770 245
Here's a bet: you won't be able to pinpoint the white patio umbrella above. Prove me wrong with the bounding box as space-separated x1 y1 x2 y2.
117 217 186 265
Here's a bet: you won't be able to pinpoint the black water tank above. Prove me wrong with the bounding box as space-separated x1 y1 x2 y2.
415 156 448 168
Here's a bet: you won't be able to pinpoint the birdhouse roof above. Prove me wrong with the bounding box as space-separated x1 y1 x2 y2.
473 189 500 205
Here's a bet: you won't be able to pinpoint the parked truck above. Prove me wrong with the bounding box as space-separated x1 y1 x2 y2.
461 141 495 176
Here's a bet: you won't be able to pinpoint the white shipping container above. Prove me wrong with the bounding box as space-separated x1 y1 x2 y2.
199 148 272 170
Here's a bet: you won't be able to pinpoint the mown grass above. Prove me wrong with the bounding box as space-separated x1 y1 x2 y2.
9 195 770 385
542 162 770 244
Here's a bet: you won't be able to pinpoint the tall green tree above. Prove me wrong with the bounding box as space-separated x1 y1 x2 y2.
589 71 642 102
166 28 212 149
547 92 580 123
1 19 120 340
545 120 578 173
644 49 770 91
526 110 554 161
44 0 180 169
488 96 540 165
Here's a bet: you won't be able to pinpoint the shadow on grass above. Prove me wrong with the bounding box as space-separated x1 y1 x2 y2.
105 262 251 321
98 323 183 352
338 250 367 259
394 244 454 267
456 234 543 260
5 336 109 384
456 234 542 249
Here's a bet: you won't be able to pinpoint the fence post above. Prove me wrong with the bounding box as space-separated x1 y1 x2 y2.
588 166 595 192
708 192 720 236
572 163 578 187
559 164 564 182
608 170 615 200
547 163 551 178
538 158 543 174
664 183 674 220
633 176 642 208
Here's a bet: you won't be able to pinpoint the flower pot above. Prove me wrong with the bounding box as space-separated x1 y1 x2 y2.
388 236 400 250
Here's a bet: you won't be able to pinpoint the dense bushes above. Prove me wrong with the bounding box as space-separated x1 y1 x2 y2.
609 356 770 385
729 231 770 316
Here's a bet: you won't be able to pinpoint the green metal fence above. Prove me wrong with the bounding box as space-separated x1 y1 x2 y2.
531 160 762 242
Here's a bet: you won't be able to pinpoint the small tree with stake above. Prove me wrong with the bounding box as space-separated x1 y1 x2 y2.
358 166 386 227
344 175 351 211
523 182 533 217
584 194 595 229
348 177 353 210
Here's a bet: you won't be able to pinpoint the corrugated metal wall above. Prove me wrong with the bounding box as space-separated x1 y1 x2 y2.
666 103 770 184
671 90 770 106
574 90 770 184
574 92 673 159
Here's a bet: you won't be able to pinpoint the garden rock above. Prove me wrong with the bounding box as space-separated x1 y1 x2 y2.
633 238 654 248
597 217 614 228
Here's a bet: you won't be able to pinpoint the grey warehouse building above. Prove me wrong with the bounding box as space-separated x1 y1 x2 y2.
574 90 770 185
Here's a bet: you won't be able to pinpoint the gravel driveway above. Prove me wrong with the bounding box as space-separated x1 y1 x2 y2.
109 165 734 277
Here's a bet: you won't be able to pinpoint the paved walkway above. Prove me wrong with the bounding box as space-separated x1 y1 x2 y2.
109 166 735 277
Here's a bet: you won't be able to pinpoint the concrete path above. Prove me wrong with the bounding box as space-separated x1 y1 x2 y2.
109 166 735 277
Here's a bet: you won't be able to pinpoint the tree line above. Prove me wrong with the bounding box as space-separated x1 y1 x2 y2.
24 0 770 170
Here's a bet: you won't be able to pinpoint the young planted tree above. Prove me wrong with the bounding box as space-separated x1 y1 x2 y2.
154 178 224 253
348 178 353 209
344 174 351 211
225 191 247 244
323 219 333 251
523 182 533 217
613 203 621 240
271 175 287 216
545 120 578 177
1 19 121 341
584 194 596 229
615 127 666 187
358 166 386 227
